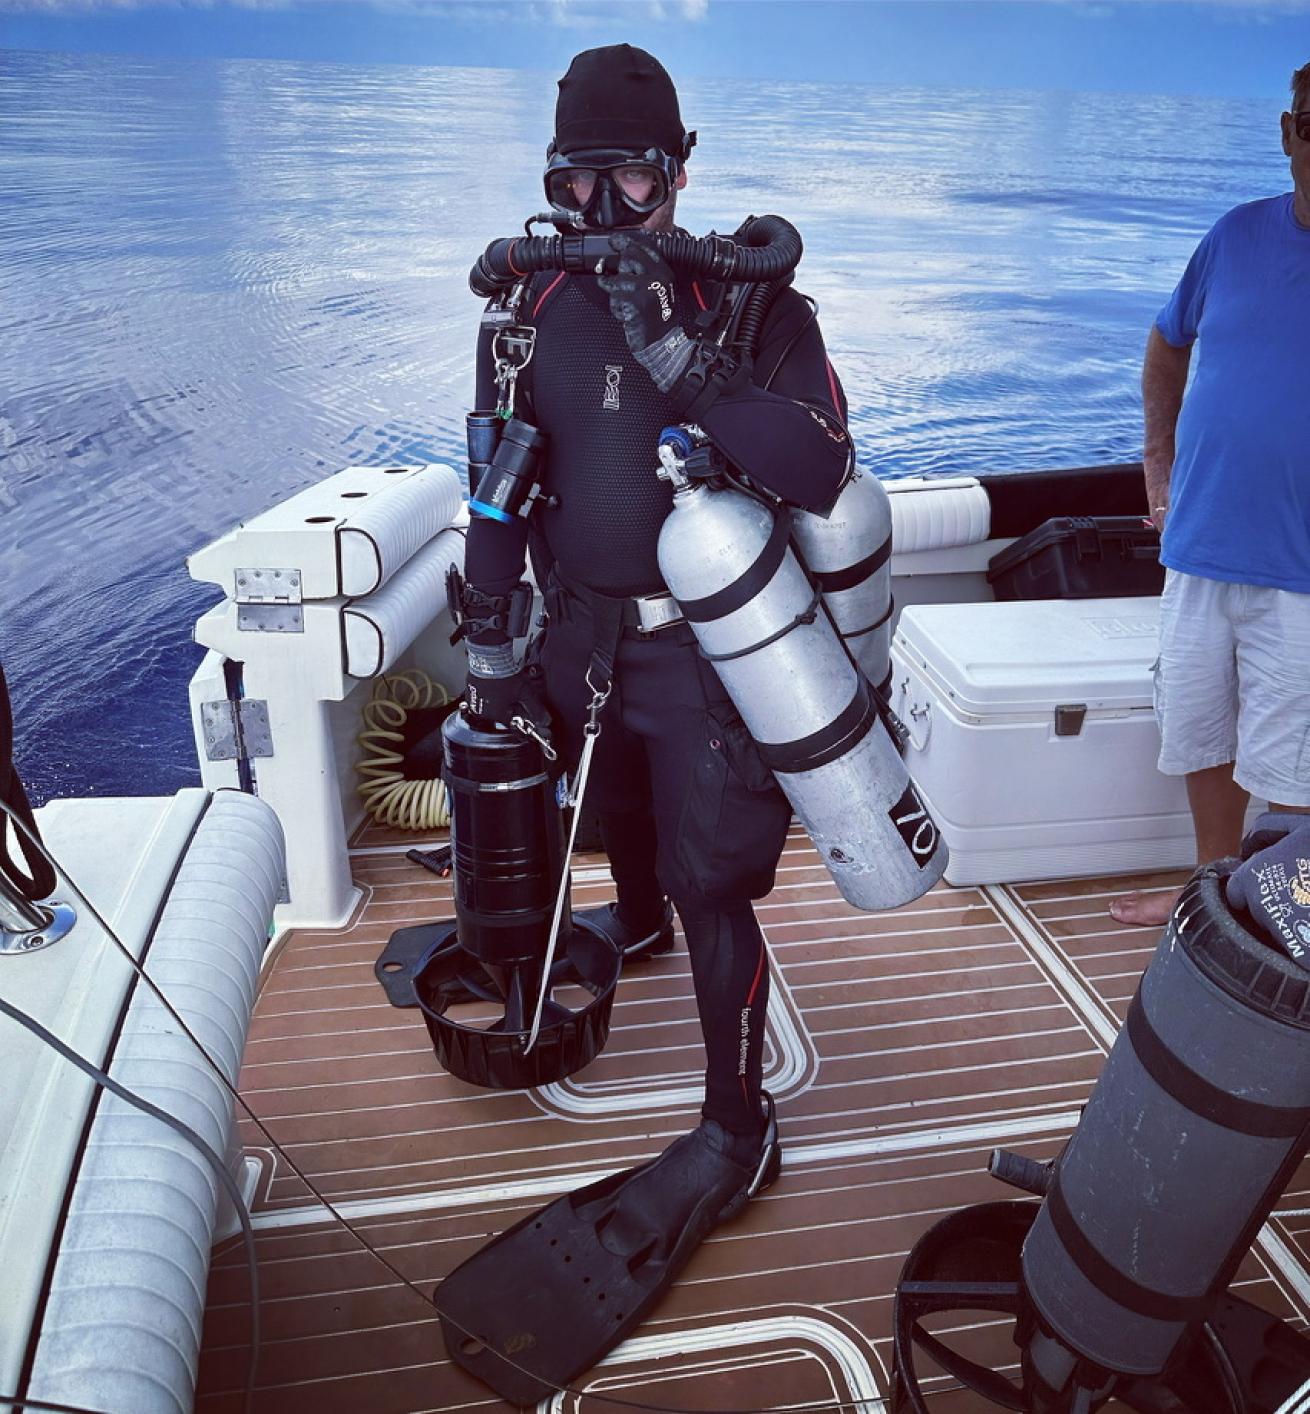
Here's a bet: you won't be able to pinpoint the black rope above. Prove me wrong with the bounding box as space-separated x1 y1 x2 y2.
0 660 56 903
0 1396 114 1413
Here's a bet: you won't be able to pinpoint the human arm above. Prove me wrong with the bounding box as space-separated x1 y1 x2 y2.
1141 325 1192 533
458 312 535 724
698 290 851 513
598 236 851 512
1145 223 1216 532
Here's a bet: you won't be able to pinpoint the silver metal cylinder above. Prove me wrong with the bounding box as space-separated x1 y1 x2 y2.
791 469 894 692
658 479 946 911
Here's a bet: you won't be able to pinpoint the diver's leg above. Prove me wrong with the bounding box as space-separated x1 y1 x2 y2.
598 806 671 937
1112 571 1240 927
673 896 772 1159
540 599 673 954
623 633 790 1154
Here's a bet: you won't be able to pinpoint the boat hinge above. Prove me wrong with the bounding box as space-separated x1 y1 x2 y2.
234 567 304 633
201 698 275 763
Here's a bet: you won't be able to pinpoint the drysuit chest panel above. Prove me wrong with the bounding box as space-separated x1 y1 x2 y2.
528 276 681 597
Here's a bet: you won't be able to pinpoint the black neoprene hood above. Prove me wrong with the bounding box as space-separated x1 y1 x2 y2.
553 44 689 157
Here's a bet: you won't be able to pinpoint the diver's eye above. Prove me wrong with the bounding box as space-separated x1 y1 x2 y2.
614 165 659 204
566 170 597 203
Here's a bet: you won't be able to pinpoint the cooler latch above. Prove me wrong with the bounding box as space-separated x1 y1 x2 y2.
1054 703 1087 737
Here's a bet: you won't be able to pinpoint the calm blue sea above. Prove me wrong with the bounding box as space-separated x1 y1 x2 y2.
0 47 1291 803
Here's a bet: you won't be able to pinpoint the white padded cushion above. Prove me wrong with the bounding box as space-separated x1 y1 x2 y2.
886 476 991 554
26 791 285 1414
337 463 463 596
343 525 465 678
187 463 464 602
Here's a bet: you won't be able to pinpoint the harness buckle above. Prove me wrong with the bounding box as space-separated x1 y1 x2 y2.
633 592 686 637
492 325 537 371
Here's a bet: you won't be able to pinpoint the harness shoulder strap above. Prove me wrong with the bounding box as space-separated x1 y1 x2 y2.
512 270 569 421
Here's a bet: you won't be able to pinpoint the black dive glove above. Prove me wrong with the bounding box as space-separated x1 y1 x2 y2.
598 234 749 418
1225 812 1310 966
464 652 554 756
464 667 525 729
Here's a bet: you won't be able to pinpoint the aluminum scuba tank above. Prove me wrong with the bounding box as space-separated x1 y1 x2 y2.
655 430 947 911
790 468 895 695
1021 857 1310 1378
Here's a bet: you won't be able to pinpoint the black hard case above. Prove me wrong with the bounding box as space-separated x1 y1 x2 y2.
987 515 1164 601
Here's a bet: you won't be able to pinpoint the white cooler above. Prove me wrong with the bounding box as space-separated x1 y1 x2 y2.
889 596 1211 886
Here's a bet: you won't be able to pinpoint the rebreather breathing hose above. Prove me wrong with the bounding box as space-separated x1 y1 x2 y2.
355 670 451 830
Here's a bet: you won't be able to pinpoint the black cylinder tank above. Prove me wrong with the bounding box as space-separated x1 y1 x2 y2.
444 708 568 977
1022 862 1310 1376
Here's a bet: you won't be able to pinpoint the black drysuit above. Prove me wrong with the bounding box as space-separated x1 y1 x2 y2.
465 263 851 1143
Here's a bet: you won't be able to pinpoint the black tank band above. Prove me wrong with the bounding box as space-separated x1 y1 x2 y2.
757 682 876 775
1127 993 1310 1139
812 535 892 594
677 511 792 623
700 588 821 664
1044 1173 1209 1323
843 595 896 639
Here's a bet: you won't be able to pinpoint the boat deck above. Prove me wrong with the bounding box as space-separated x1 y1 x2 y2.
194 827 1310 1412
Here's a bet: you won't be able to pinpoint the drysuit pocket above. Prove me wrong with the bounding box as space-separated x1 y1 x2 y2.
671 707 787 902
710 708 776 794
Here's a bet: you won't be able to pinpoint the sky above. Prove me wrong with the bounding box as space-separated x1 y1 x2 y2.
1 0 1309 101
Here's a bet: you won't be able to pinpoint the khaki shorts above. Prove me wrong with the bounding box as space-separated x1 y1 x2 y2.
1155 569 1310 806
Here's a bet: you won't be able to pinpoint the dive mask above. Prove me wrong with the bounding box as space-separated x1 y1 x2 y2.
543 146 682 230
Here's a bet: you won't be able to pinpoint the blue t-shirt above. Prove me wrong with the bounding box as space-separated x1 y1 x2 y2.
1156 193 1310 593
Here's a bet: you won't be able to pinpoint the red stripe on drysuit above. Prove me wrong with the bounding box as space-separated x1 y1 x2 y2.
532 272 567 318
745 938 767 1007
825 357 841 413
692 280 708 311
740 939 768 1108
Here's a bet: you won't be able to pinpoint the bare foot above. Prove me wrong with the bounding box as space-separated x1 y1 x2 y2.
1108 889 1181 928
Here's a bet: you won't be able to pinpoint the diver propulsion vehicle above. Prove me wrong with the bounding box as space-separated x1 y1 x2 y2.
656 429 947 912
374 710 620 1089
891 821 1310 1413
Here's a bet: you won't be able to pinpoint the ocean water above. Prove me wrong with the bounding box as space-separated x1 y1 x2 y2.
0 47 1291 803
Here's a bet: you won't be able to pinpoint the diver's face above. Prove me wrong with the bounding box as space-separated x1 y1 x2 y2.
548 155 688 231
639 167 688 233
1281 97 1310 226
562 162 663 213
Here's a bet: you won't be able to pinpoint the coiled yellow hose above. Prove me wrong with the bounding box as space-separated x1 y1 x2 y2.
356 670 452 829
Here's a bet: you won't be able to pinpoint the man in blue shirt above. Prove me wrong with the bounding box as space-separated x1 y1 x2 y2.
1112 61 1310 927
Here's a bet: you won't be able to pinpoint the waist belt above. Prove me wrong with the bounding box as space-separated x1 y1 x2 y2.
550 572 692 641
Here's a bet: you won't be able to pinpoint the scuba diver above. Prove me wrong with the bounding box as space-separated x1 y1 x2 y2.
448 42 853 1395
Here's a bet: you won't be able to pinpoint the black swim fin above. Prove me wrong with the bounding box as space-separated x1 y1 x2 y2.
434 1094 782 1405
